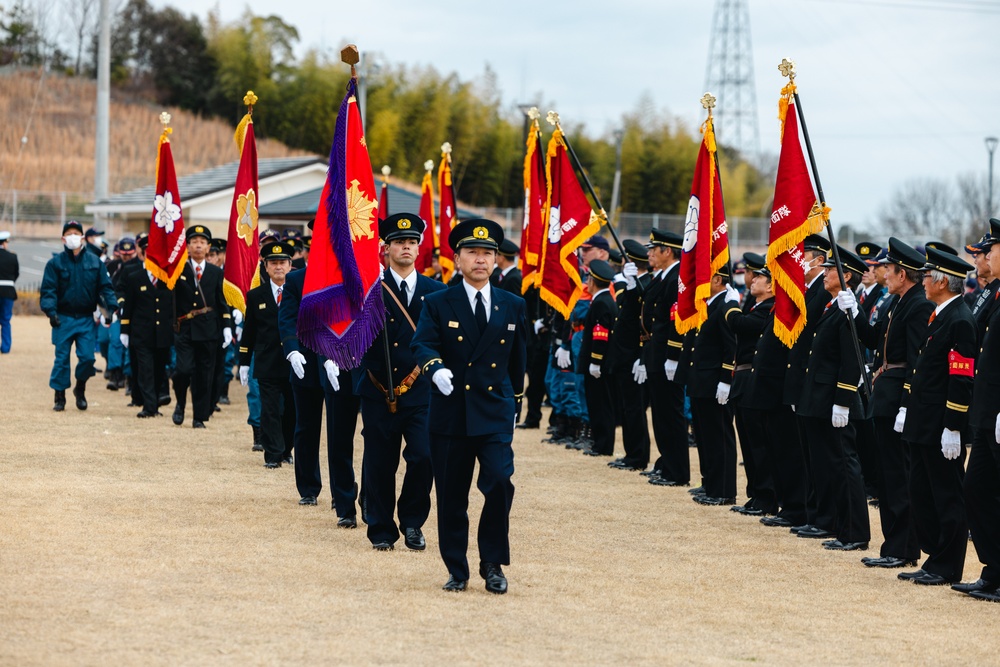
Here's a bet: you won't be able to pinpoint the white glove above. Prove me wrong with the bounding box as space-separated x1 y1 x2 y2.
791 405 796 413
836 290 859 317
589 363 601 379
323 359 340 391
432 368 454 396
832 404 850 428
725 284 741 303
233 310 244 326
239 365 250 387
632 359 647 384
555 347 572 369
99 314 109 327
995 412 1000 445
533 319 544 335
287 350 307 379
893 407 906 433
235 325 243 342
222 327 233 349
119 333 129 348
941 429 962 460
623 262 638 291
716 382 731 405
112 311 118 323
665 359 677 382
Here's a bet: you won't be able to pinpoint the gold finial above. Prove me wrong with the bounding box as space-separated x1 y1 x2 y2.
243 90 258 108
528 106 540 121
700 93 717 111
546 110 560 127
441 142 452 155
159 111 171 127
341 44 359 77
424 159 434 172
778 58 796 80
381 165 391 177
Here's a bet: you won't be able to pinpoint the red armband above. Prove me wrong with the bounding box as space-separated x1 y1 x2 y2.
593 324 609 341
948 350 974 377
670 302 678 321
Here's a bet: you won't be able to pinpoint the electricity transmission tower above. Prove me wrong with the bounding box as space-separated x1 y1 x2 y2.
704 0 760 163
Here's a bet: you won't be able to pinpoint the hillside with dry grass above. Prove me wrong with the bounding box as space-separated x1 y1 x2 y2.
0 68 313 196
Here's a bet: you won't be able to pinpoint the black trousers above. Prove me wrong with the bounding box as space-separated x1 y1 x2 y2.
361 398 433 546
855 415 882 497
872 416 919 560
906 439 967 580
689 397 736 499
753 405 807 524
965 428 1000 582
325 384 360 519
737 407 778 514
584 373 614 455
803 417 870 543
613 369 650 467
173 336 217 422
648 371 689 483
523 342 548 425
430 433 514 582
133 344 169 413
258 377 295 464
795 414 818 526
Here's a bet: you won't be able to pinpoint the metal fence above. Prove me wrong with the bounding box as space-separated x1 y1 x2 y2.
0 190 98 236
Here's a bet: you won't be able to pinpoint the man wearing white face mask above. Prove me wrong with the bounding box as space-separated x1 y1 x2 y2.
40 220 117 411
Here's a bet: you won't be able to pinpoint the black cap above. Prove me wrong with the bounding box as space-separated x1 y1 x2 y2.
62 220 84 235
261 242 291 261
135 231 149 249
581 234 610 251
210 238 227 253
924 240 959 256
647 228 682 249
855 242 882 263
379 213 425 243
186 225 212 242
923 246 973 279
281 228 302 240
608 248 623 265
449 218 503 252
967 234 995 255
307 219 315 231
622 239 648 262
498 239 519 258
743 252 766 273
804 234 831 253
588 259 615 284
881 237 927 272
259 229 280 247
716 262 731 278
117 238 136 252
284 238 300 252
988 218 1000 245
85 227 104 238
302 235 312 249
821 246 868 275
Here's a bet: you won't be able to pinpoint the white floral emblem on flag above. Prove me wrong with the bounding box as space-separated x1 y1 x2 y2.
153 191 181 234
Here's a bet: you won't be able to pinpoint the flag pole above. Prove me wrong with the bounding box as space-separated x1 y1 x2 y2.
781 58 871 399
700 93 734 278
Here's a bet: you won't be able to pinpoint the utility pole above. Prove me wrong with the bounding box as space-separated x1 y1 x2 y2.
94 0 110 216
609 129 625 225
986 136 998 217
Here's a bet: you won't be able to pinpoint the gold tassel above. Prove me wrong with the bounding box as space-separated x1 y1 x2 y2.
234 113 252 157
777 82 796 143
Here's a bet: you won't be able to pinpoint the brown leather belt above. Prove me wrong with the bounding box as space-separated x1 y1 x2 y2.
368 366 421 413
177 306 214 323
873 362 906 381
639 333 652 343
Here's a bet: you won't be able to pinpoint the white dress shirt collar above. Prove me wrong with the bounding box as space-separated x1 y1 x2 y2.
463 280 492 321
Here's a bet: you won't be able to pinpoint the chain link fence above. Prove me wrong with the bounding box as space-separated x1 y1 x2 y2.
0 190 100 238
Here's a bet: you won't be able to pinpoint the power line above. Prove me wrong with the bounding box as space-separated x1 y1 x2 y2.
802 0 1000 14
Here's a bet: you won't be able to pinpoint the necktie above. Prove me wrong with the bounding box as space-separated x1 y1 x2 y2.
150 273 157 287
475 292 487 333
928 311 936 325
276 286 282 305
400 280 409 306
859 290 867 306
195 264 202 282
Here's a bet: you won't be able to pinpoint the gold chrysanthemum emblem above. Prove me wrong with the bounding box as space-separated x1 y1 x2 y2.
236 189 258 245
347 179 377 241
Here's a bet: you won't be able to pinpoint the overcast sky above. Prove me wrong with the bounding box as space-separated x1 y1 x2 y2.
161 0 1000 232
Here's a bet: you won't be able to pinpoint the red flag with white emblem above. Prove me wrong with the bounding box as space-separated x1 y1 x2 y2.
145 116 187 289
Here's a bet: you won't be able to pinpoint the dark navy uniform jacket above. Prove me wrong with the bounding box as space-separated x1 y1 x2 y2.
640 262 683 370
970 304 1000 431
40 248 116 317
411 282 527 438
174 261 229 343
120 266 174 349
240 282 288 380
579 289 616 373
725 295 774 406
797 299 864 419
782 274 828 406
742 309 789 412
277 268 337 392
682 293 738 400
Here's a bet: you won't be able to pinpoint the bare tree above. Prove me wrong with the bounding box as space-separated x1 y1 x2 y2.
878 177 959 247
62 0 97 75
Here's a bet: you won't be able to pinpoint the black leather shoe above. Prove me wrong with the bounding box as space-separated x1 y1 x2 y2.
252 443 264 452
640 469 662 477
372 541 394 551
898 569 930 581
790 524 811 534
609 460 644 471
824 540 869 551
282 456 293 465
796 526 835 539
760 516 793 527
442 575 467 592
158 394 171 407
192 420 206 429
218 395 230 406
583 449 611 457
515 421 539 429
862 556 917 568
404 527 426 551
337 516 357 528
951 578 999 594
913 571 957 586
298 496 318 506
264 461 281 469
73 380 88 410
969 589 1000 602
172 405 184 425
136 410 160 418
688 486 706 496
693 495 736 506
480 562 508 594
731 505 764 516
53 390 66 411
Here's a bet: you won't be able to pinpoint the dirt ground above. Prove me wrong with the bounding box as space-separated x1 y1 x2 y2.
2 315 998 666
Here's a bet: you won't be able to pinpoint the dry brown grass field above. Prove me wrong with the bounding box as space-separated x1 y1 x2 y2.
2 315 999 666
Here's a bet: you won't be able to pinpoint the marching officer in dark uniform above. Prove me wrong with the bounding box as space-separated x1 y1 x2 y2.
171 225 232 428
894 247 976 585
494 240 522 294
854 242 885 320
851 241 885 505
608 239 652 471
119 238 175 418
411 218 527 595
966 228 1000 346
355 213 445 552
641 228 688 486
578 259 617 457
0 230 19 354
839 238 932 568
239 242 295 468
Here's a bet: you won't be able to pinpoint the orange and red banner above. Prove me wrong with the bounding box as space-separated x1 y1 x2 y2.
521 115 546 293
437 146 458 283
417 162 437 276
766 83 827 347
538 126 603 318
222 107 260 314
676 116 727 334
146 126 187 289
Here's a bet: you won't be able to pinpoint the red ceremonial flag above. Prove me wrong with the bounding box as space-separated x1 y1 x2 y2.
437 143 458 283
538 125 604 318
416 160 437 276
521 112 546 293
766 82 827 347
223 97 261 314
297 77 384 368
146 119 187 289
676 115 727 334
